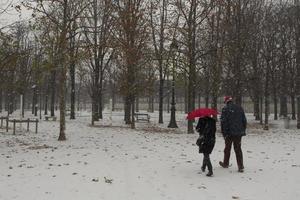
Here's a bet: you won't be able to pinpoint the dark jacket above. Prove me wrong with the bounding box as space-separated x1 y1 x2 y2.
220 101 247 137
196 117 216 154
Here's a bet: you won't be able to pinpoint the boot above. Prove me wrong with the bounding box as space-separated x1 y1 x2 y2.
238 166 244 173
206 171 213 177
206 156 213 177
236 152 244 171
219 161 229 168
201 165 206 172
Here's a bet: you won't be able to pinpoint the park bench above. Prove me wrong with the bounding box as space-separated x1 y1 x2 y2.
6 118 39 135
134 113 150 122
45 116 57 121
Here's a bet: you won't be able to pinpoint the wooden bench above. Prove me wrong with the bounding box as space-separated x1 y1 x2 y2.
134 113 150 122
45 116 57 121
7 118 39 135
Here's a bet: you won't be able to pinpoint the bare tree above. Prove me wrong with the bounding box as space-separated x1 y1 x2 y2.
295 0 300 129
175 0 214 133
23 0 90 140
82 0 114 125
113 0 149 129
149 0 171 124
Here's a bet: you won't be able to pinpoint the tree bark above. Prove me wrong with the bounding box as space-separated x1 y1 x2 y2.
135 95 139 113
124 96 131 124
158 76 164 123
148 95 154 113
264 62 270 130
0 89 2 113
273 92 278 120
291 94 296 120
57 0 69 141
296 0 300 129
70 60 76 119
50 70 56 117
58 63 67 141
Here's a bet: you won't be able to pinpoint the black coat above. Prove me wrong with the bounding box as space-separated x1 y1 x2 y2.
220 101 247 137
196 117 216 154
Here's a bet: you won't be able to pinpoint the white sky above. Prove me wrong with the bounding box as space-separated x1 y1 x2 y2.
0 0 32 28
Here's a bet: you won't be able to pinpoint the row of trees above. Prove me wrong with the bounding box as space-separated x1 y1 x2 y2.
0 0 299 140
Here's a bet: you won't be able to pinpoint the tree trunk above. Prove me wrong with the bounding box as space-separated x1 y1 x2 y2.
22 93 25 118
58 63 67 141
50 70 56 117
32 87 35 114
187 64 196 134
279 63 288 117
131 96 135 129
98 73 104 119
253 88 260 120
291 94 296 120
158 78 164 123
253 99 259 120
0 90 2 113
274 94 278 120
92 92 99 123
198 92 201 108
44 94 48 115
9 93 14 115
296 0 300 129
260 96 263 125
57 0 68 141
184 73 188 113
135 95 139 113
167 74 170 113
205 94 209 108
124 96 131 124
264 63 270 130
70 60 76 119
272 79 278 120
111 85 115 112
148 95 154 113
98 88 103 119
279 95 287 118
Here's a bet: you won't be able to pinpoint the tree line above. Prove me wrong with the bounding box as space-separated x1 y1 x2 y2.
0 0 299 139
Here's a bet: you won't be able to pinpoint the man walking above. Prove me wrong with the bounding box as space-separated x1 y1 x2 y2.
219 96 247 172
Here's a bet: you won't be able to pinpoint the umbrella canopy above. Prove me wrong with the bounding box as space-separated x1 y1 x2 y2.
186 108 218 120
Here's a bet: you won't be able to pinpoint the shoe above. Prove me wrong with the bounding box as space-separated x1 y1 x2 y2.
201 166 206 172
219 161 229 168
206 171 213 177
238 168 244 173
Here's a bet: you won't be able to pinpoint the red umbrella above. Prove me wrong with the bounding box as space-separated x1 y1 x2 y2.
186 108 218 120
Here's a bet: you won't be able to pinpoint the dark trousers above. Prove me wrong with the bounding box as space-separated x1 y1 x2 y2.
202 153 213 172
223 136 244 169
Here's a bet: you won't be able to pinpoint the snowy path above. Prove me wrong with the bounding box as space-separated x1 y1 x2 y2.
0 113 299 200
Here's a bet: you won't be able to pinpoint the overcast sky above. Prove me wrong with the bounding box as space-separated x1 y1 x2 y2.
0 0 32 28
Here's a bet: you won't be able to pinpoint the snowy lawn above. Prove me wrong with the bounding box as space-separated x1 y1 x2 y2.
0 112 299 200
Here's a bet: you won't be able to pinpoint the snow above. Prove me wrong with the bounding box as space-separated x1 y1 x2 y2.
0 111 300 200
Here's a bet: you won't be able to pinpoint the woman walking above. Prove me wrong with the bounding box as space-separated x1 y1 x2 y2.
196 115 216 177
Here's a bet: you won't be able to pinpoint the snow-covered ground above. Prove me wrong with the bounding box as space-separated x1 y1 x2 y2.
0 111 299 200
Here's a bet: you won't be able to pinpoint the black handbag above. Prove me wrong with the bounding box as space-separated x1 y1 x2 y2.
196 136 205 153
